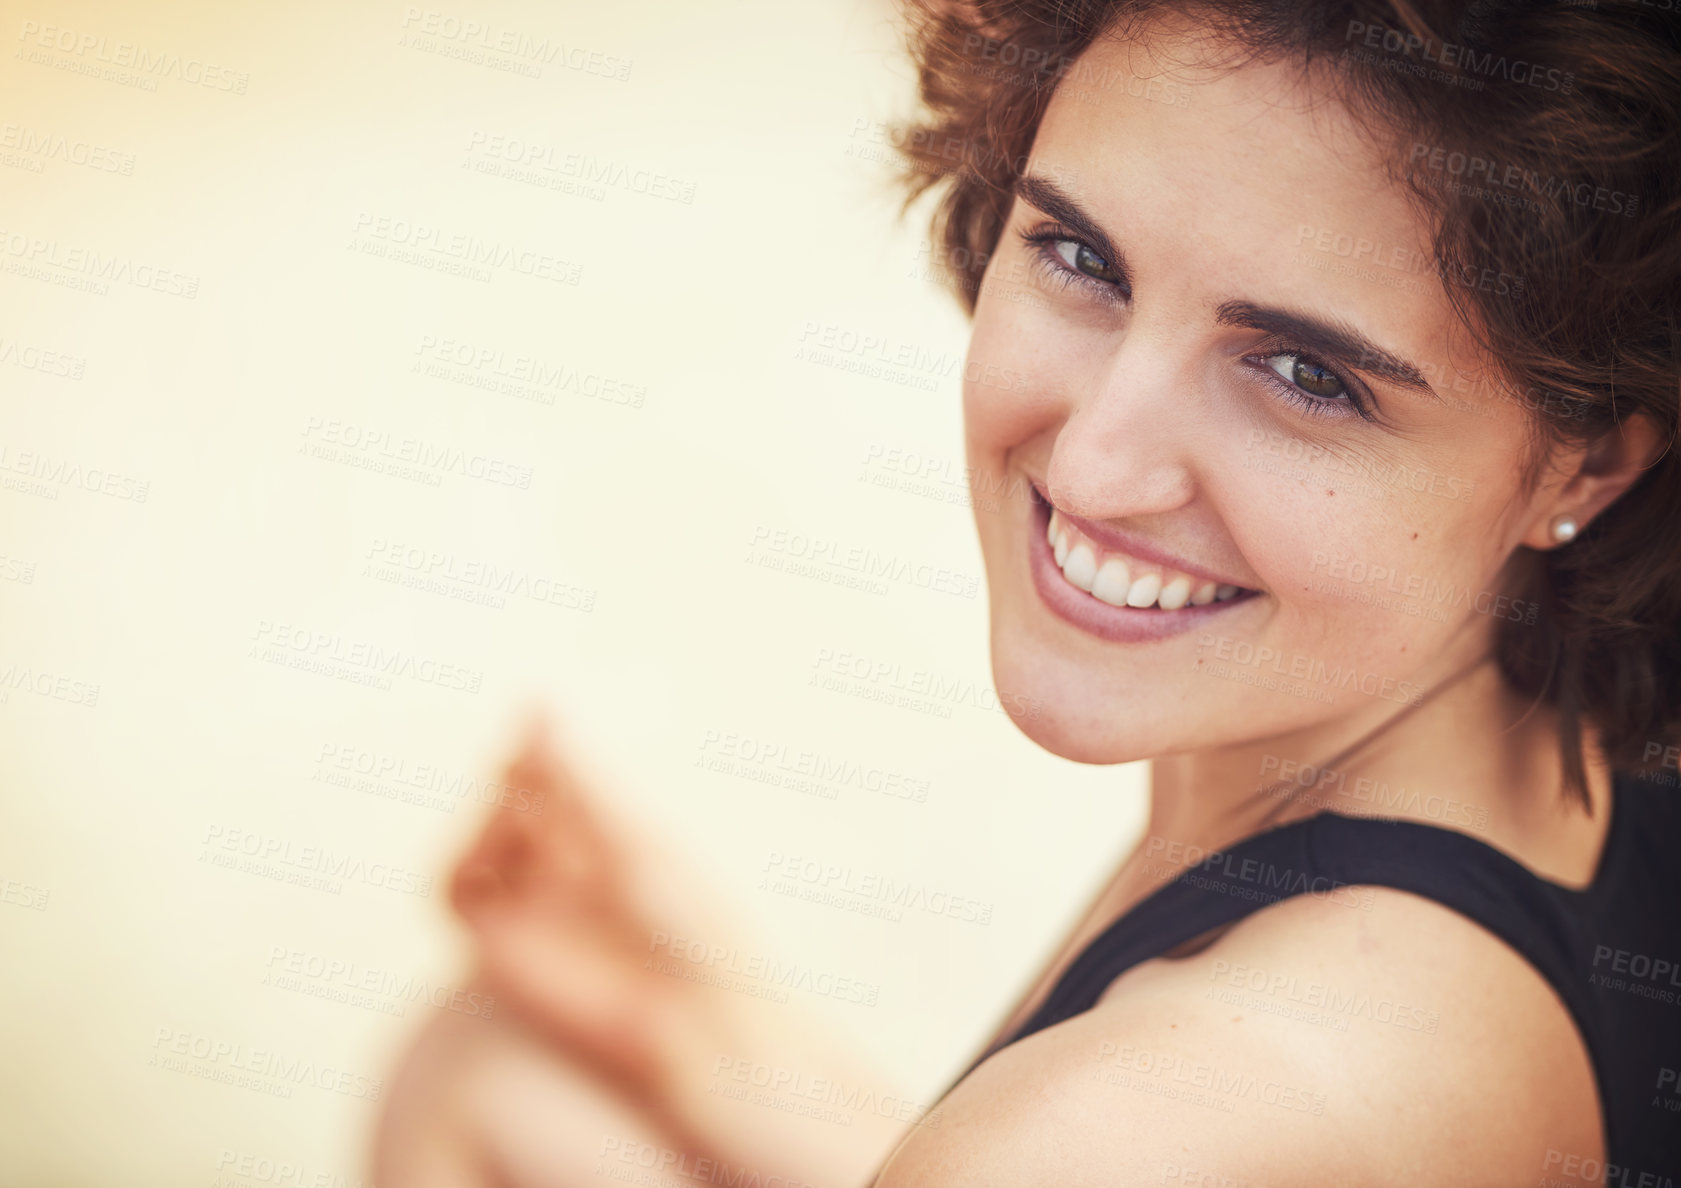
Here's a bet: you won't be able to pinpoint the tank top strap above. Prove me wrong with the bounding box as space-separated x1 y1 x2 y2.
973 806 1602 1072
946 776 1681 1172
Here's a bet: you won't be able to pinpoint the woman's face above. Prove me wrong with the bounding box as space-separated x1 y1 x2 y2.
966 25 1557 764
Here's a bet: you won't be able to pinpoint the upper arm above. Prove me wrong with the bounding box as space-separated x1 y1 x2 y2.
873 888 1602 1187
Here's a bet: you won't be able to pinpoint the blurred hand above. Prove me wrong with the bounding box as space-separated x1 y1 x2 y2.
448 720 694 1120
429 719 913 1185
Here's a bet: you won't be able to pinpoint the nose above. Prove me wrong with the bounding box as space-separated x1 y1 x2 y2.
1043 323 1200 522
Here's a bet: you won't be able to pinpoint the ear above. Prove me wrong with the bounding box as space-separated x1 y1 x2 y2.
1521 412 1670 550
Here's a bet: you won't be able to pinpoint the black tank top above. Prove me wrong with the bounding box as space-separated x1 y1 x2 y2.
958 770 1681 1177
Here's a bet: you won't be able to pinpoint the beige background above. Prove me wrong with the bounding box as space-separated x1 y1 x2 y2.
0 1 1146 1182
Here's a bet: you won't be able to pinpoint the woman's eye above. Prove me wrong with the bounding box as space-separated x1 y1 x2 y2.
1262 353 1348 400
1053 239 1120 284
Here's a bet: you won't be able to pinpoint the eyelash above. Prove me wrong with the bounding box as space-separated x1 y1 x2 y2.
1016 222 1378 424
1020 223 1126 304
1245 345 1376 423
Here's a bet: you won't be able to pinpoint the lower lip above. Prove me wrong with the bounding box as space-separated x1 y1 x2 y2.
1026 494 1256 644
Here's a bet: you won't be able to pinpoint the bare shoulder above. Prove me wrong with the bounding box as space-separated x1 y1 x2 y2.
874 888 1601 1187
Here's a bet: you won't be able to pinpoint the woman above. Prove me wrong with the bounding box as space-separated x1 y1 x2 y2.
375 1 1681 1182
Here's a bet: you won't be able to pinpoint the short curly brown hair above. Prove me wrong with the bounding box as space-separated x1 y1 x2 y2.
893 0 1681 805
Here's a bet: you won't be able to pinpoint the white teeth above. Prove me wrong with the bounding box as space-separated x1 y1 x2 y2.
1062 543 1097 592
1124 572 1162 608
1091 558 1132 606
1157 576 1192 610
1047 507 1247 610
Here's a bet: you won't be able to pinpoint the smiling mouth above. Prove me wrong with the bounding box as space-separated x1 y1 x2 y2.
1027 483 1260 617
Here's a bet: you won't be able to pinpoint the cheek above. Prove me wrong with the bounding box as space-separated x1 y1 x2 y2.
1234 465 1498 661
962 282 1067 460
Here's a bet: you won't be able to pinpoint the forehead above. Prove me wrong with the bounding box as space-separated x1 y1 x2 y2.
1027 23 1476 376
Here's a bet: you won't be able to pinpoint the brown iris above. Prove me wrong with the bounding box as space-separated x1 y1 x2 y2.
1290 357 1345 399
1072 243 1119 283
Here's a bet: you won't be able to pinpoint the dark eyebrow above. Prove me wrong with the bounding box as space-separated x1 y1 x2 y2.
1013 173 1133 291
1214 300 1439 399
1015 173 1438 401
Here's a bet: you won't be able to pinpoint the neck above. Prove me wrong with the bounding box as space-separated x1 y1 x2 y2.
1145 656 1608 869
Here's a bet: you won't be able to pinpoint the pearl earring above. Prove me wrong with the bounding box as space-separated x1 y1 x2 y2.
1552 516 1578 543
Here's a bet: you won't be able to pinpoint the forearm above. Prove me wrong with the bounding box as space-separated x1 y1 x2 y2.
641 997 922 1188
373 1002 693 1188
374 978 916 1188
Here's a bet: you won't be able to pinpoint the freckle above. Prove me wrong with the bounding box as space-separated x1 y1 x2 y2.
1232 1016 1243 1023
1411 532 1419 540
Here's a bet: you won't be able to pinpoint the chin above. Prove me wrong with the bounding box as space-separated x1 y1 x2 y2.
987 625 1155 766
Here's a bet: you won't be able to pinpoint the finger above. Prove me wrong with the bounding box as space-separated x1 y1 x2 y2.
472 903 671 1093
503 720 627 885
453 723 628 916
511 715 632 853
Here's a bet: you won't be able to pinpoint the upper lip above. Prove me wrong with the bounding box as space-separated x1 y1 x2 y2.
1031 481 1255 591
